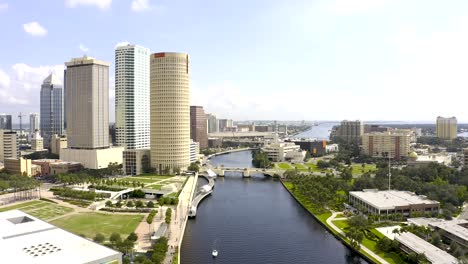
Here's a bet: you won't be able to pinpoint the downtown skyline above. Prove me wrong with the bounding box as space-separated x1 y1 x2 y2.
2 0 468 122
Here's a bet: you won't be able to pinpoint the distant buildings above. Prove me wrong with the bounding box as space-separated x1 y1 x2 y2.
349 189 439 216
407 152 452 167
150 52 190 173
288 140 327 156
40 73 64 147
206 114 219 133
30 131 44 152
262 137 304 162
436 116 457 140
29 113 39 134
218 119 233 132
361 130 411 159
4 157 39 176
115 44 150 150
50 134 67 156
0 210 122 264
334 120 363 144
0 114 12 130
190 106 208 149
190 140 200 163
61 56 123 169
0 130 18 162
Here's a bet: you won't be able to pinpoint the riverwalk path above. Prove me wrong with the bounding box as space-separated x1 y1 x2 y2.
326 212 389 264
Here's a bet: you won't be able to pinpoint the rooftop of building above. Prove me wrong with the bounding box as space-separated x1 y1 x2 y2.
0 210 121 264
349 190 439 210
43 73 61 85
395 232 457 264
429 219 468 242
65 56 110 67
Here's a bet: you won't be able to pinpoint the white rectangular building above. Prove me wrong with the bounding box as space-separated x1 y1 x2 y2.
396 232 457 264
115 44 150 150
60 147 124 169
349 189 439 216
0 210 122 264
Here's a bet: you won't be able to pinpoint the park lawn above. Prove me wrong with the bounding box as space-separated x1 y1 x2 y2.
0 200 43 212
292 163 308 170
51 212 144 239
137 174 174 180
333 219 349 230
143 184 163 190
276 163 294 170
351 164 377 174
304 163 326 172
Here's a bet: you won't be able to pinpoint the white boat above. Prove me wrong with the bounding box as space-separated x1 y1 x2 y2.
212 249 218 257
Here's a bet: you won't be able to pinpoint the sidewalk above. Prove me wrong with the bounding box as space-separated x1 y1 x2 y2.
326 212 389 264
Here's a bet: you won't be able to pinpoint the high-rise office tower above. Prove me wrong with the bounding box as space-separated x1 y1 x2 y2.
336 120 363 144
65 56 110 149
29 113 39 134
40 74 64 147
0 114 12 130
0 130 18 162
150 52 190 173
190 106 208 149
436 116 457 140
115 44 150 149
206 113 219 133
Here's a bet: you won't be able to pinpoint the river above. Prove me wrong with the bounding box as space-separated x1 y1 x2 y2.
181 150 365 264
292 122 338 140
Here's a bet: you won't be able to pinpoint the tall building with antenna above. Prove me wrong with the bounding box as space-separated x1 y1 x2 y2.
40 73 64 147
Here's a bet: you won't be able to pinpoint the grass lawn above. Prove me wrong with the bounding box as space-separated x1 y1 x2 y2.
0 200 74 220
351 164 377 174
293 163 308 170
50 212 144 239
276 163 293 170
143 184 163 190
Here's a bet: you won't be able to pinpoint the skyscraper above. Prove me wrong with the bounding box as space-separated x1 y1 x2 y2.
206 113 219 133
0 114 12 130
150 52 190 173
40 74 64 147
436 116 457 140
29 113 39 134
0 130 18 162
115 44 150 150
335 120 363 144
190 106 208 149
61 56 123 169
65 56 110 149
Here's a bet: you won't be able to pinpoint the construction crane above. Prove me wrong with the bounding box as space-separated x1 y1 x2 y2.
18 112 25 132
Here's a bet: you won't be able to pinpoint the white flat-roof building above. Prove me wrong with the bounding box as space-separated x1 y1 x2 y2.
60 147 124 169
396 232 457 264
349 189 439 216
262 141 301 162
429 219 468 250
0 210 122 264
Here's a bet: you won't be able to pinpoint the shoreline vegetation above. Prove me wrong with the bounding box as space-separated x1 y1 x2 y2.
281 180 383 264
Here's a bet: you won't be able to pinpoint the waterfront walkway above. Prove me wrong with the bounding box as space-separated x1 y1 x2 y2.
188 174 215 217
326 212 389 264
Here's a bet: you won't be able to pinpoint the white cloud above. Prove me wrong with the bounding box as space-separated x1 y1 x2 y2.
0 3 8 12
131 0 150 12
23 22 47 37
65 0 111 10
79 43 89 52
114 41 130 49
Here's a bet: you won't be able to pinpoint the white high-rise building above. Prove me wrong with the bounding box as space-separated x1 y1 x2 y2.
150 52 190 173
115 44 150 149
29 113 39 134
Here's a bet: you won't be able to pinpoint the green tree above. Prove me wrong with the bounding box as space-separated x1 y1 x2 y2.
147 201 155 208
188 162 200 173
126 200 134 207
109 233 121 245
127 232 138 242
105 200 113 207
135 200 144 208
93 233 105 243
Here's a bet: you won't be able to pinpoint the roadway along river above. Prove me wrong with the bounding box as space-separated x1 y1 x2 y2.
181 150 366 264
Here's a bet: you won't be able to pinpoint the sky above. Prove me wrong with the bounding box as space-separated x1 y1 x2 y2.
1 0 468 123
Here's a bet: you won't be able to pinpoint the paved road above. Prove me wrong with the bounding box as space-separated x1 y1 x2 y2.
326 212 390 264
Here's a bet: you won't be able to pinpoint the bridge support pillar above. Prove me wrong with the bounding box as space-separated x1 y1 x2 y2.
218 170 225 177
243 170 251 178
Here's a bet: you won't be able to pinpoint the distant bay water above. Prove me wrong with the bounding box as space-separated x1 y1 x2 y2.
292 122 338 140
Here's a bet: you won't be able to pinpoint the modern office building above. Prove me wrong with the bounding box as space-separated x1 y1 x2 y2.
206 113 219 133
0 114 12 130
287 140 327 156
361 130 411 159
335 120 363 144
61 56 123 169
395 232 457 264
349 189 439 216
0 210 122 264
0 130 18 162
4 158 35 176
29 113 39 134
115 44 150 150
150 52 190 173
122 149 150 176
190 106 208 149
40 74 64 148
436 116 457 140
428 219 468 250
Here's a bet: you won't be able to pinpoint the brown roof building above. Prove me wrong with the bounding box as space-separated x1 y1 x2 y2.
190 106 208 149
